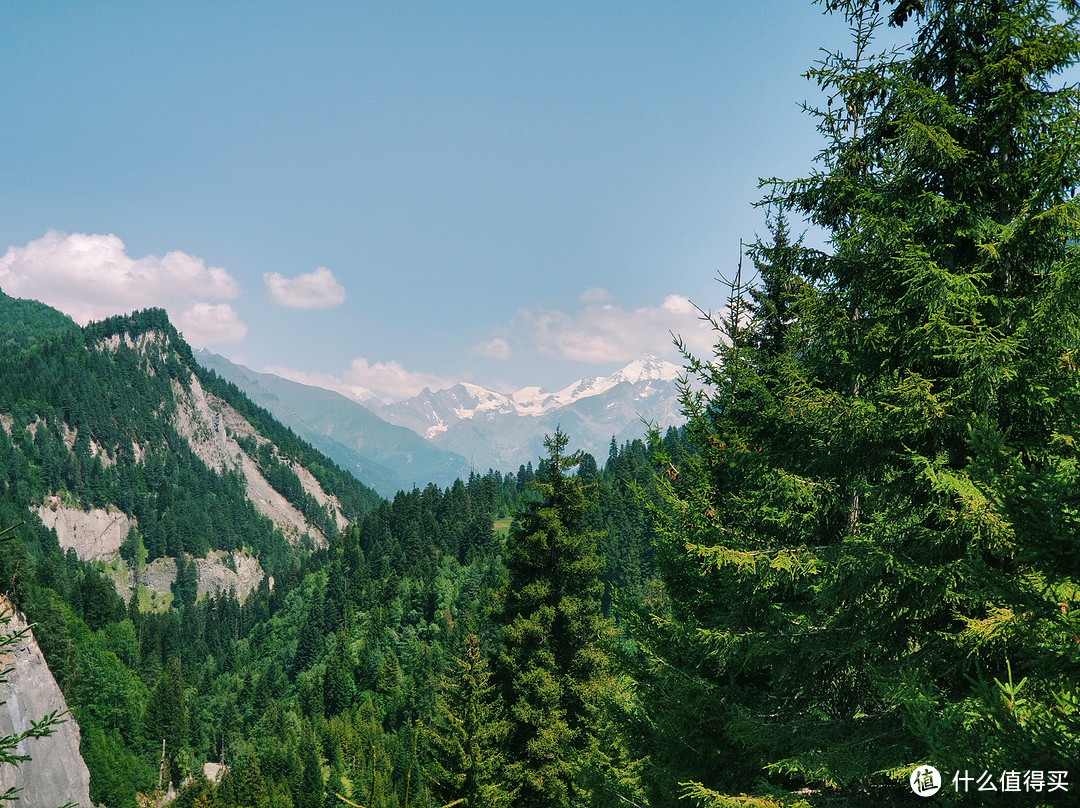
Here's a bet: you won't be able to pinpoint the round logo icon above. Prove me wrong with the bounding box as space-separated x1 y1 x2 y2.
910 765 942 797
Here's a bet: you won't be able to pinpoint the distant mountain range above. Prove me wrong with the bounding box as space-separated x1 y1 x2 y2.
194 350 473 497
373 355 686 472
197 351 688 494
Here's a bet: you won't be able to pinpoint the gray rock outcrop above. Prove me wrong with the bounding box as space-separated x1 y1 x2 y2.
0 598 92 807
36 501 131 562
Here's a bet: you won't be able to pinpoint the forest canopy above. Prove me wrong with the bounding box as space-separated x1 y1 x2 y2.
632 0 1080 804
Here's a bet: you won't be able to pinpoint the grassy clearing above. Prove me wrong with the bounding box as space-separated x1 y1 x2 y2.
104 555 175 612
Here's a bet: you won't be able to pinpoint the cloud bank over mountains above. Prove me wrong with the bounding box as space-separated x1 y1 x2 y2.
266 357 454 405
0 231 714 403
519 291 713 364
294 292 713 404
0 230 247 346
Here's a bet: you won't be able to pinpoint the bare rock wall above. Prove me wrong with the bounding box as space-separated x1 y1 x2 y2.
0 598 92 807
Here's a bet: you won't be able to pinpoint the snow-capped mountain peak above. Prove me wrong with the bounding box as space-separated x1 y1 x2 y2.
510 386 556 416
375 355 686 459
547 355 681 408
411 355 685 421
457 382 513 415
608 354 681 385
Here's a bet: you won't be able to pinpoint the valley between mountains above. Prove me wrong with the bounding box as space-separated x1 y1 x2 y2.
0 292 670 805
195 349 687 497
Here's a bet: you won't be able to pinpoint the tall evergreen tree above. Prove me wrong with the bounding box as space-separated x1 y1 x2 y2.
144 658 188 789
172 552 199 609
292 583 326 675
635 1 1080 804
323 632 356 717
296 721 325 808
746 211 805 358
425 632 511 808
215 746 271 808
497 428 629 808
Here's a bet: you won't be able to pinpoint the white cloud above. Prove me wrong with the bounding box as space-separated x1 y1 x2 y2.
263 267 346 309
262 366 378 403
266 357 454 404
0 230 245 346
521 293 714 364
342 357 453 401
177 303 248 344
471 337 512 361
661 293 698 315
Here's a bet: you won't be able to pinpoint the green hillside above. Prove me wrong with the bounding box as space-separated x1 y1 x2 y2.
0 288 79 351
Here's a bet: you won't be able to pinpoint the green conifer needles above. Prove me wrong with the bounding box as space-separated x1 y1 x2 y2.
637 1 1080 803
426 633 511 808
498 428 635 808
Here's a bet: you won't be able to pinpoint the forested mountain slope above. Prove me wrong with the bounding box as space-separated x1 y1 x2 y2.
0 295 380 577
0 290 663 805
0 294 383 801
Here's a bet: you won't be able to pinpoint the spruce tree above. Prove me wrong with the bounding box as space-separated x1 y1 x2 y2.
746 212 805 358
323 632 356 717
292 583 326 676
296 722 325 808
497 428 622 808
425 632 511 808
144 658 188 790
172 552 199 609
215 746 271 808
636 1 1080 804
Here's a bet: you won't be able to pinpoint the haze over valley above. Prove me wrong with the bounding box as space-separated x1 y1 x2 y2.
197 349 687 495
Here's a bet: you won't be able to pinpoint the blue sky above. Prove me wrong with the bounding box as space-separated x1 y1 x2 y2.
2 2 860 400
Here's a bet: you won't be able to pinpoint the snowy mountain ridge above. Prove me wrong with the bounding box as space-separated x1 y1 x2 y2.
371 355 688 469
199 349 688 487
384 355 683 438
550 355 681 408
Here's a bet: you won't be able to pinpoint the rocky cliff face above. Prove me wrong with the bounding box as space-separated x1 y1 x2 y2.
0 598 92 807
170 373 339 545
36 500 131 562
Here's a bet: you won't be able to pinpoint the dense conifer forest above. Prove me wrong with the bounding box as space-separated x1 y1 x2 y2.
0 295 663 805
0 1 1078 805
